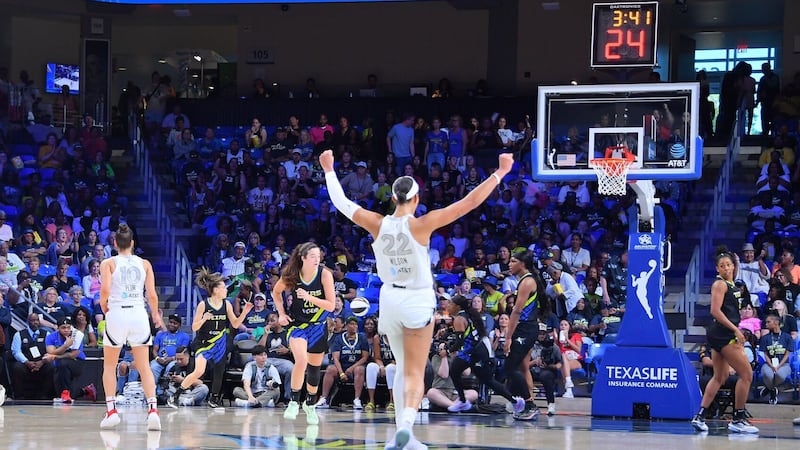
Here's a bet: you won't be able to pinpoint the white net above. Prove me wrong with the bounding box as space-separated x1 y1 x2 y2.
589 158 634 196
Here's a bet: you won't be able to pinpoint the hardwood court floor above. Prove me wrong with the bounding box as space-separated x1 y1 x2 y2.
1 402 799 449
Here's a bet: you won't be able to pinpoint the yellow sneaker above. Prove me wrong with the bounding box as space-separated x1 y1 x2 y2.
365 402 375 411
386 402 395 411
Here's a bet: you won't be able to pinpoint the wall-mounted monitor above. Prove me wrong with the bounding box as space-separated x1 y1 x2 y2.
46 63 80 95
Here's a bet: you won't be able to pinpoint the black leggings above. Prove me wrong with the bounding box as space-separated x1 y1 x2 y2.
530 368 557 403
451 344 516 403
504 325 536 399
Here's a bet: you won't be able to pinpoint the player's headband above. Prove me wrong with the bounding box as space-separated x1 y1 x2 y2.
392 176 419 201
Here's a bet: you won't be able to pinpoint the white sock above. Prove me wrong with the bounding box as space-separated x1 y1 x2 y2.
566 376 572 385
105 396 116 413
147 396 158 411
400 407 416 430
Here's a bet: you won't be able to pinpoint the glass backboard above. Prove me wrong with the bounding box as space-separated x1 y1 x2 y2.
533 82 702 181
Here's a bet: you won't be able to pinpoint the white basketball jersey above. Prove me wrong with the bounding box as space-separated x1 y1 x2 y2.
109 255 147 307
372 215 433 290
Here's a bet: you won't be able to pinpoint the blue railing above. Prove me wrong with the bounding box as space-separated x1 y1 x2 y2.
682 115 742 328
131 124 203 325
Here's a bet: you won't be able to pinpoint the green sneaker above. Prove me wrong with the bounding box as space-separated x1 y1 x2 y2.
302 401 319 425
284 401 300 420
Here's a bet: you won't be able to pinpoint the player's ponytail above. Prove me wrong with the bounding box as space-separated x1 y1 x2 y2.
115 223 133 250
195 267 225 293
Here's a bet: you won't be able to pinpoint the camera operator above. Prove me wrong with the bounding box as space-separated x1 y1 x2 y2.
529 322 562 416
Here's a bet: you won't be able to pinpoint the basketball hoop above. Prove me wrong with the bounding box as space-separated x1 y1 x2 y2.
589 158 634 196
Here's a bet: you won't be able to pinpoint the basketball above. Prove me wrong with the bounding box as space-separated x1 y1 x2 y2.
649 260 658 269
350 297 371 317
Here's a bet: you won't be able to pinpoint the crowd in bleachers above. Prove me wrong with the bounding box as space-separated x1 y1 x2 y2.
3 63 800 412
143 79 706 412
698 77 800 409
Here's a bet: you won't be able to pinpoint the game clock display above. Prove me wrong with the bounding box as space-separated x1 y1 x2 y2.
591 2 658 68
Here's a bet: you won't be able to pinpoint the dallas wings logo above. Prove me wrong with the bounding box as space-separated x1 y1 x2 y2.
637 234 652 246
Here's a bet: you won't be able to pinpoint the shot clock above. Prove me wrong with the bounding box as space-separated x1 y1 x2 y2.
591 2 659 68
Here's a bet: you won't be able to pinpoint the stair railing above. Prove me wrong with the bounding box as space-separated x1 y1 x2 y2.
176 243 203 325
685 113 742 327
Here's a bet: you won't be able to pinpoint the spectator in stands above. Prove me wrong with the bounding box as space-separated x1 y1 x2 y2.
198 127 223 161
235 292 270 342
767 299 797 340
11 312 55 399
161 103 190 132
258 311 293 403
600 249 628 310
13 221 41 253
45 316 93 403
426 338 478 411
757 63 781 135
316 316 369 409
38 132 62 169
150 314 191 391
561 233 591 280
738 302 761 338
0 240 24 273
143 72 170 135
758 314 793 404
529 322 561 415
165 346 209 406
556 319 583 398
244 117 269 151
736 243 770 308
591 304 622 343
171 128 196 176
387 113 415 176
340 162 373 205
772 248 800 282
756 161 792 194
226 139 244 164
83 126 109 163
471 117 502 169
283 149 308 180
423 116 447 171
268 127 293 163
297 129 315 160
335 116 359 155
71 305 97 347
17 70 41 123
480 276 505 318
233 344 282 408
545 261 583 317
221 241 248 279
304 77 321 98
331 263 357 301
0 256 17 295
310 114 334 145
52 260 78 294
0 211 12 243
364 321 395 406
63 285 92 314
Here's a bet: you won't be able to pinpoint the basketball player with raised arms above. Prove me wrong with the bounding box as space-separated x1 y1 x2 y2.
322 149 513 450
99 224 163 430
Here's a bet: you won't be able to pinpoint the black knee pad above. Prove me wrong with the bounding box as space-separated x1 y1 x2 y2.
306 365 322 387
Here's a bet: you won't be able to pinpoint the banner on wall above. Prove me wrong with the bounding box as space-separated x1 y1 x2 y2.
81 38 111 128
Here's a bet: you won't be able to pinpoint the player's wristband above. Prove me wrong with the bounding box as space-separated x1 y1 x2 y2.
491 173 502 185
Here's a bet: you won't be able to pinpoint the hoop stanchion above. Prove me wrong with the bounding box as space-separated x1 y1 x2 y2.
589 158 634 196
